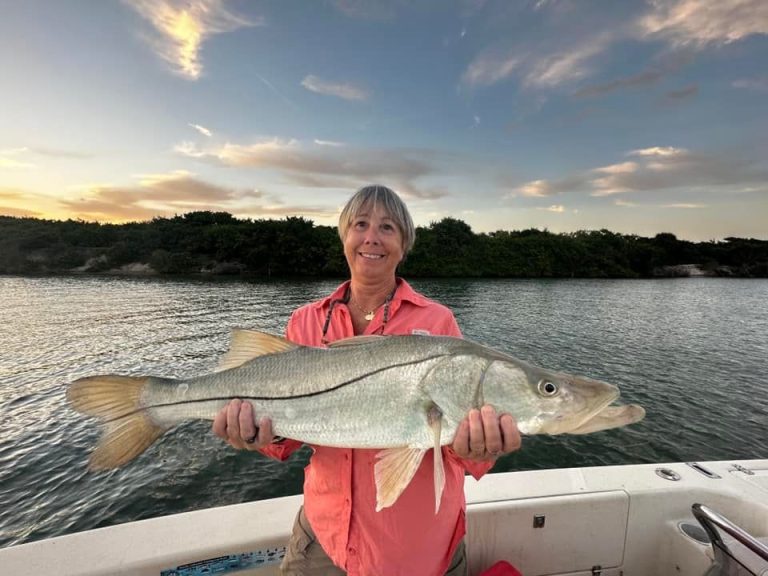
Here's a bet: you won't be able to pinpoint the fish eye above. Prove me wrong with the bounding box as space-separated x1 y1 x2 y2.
537 380 559 397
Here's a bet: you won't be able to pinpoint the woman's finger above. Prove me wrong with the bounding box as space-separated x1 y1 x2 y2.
481 405 502 456
452 418 470 458
226 399 244 448
500 413 521 453
239 401 260 449
468 409 485 457
212 406 227 439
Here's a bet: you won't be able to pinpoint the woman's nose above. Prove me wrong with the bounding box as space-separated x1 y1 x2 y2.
363 229 380 244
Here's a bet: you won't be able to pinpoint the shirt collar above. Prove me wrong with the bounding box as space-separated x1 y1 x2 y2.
311 277 429 311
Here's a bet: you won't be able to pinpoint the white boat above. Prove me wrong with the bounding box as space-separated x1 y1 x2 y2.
2 459 767 575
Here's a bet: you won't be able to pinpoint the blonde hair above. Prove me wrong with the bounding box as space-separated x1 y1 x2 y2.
338 185 416 254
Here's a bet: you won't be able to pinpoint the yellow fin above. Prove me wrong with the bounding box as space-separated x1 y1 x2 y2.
326 335 385 348
90 412 166 470
67 375 167 469
374 447 426 512
216 329 298 372
68 375 148 419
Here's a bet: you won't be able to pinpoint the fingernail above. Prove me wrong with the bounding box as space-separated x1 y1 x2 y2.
245 436 256 444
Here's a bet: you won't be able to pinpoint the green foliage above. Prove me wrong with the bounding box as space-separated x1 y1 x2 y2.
0 213 765 278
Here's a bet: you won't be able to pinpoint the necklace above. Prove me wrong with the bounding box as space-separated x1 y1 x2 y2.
321 282 399 344
349 285 398 322
349 296 384 321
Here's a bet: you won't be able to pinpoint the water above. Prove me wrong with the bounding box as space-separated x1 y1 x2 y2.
0 276 766 548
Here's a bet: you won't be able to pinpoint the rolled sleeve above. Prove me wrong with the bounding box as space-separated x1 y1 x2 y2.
259 439 303 461
444 447 495 480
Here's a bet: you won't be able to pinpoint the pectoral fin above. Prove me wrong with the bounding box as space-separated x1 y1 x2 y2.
374 447 427 512
429 404 445 514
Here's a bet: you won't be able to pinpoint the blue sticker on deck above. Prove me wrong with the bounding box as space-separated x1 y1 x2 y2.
160 547 286 575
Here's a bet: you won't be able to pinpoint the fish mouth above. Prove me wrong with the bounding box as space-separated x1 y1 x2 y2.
568 403 646 435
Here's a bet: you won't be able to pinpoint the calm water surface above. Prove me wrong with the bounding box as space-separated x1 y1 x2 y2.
0 276 766 548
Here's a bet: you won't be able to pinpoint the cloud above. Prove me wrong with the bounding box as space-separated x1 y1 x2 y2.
510 175 590 198
0 206 42 218
0 188 46 217
593 161 639 174
1 188 37 202
733 76 768 91
53 172 337 222
31 147 93 159
175 138 448 199
125 0 260 79
574 68 666 97
517 180 551 198
0 148 35 169
465 0 765 94
58 171 267 221
574 52 693 98
174 141 208 157
301 75 369 101
329 0 399 20
523 38 608 88
664 83 698 100
629 146 687 157
0 147 29 155
538 204 566 212
0 158 35 169
189 123 212 137
614 199 707 209
462 32 613 90
314 139 345 147
461 51 520 87
513 145 768 200
638 0 768 46
1 146 92 167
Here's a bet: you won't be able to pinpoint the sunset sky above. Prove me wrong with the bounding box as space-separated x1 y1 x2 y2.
1 0 766 241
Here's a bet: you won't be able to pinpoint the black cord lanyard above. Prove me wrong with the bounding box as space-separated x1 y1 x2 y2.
321 282 398 344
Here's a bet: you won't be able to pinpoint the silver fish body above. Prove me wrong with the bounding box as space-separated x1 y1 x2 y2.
68 330 645 511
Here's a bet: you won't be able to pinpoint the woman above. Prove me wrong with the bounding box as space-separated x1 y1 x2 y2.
213 185 521 576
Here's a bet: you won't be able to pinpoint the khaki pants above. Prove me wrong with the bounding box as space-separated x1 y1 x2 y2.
280 507 467 576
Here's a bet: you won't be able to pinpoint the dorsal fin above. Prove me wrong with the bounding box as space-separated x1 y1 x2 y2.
327 335 386 348
216 329 299 372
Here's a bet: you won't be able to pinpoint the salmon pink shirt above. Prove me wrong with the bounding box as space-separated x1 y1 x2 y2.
261 279 493 576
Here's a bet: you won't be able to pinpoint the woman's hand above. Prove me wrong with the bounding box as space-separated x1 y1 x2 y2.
451 405 521 461
212 399 274 451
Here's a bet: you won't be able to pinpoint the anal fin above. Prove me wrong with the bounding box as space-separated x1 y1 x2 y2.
374 447 427 512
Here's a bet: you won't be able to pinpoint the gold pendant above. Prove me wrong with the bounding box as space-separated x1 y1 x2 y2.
365 311 375 321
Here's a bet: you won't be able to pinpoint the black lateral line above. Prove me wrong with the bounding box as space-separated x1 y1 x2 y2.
103 354 450 424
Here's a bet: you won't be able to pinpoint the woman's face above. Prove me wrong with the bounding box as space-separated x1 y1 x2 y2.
343 203 404 285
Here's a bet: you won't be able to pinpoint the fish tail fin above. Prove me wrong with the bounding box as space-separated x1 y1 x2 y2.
67 375 167 470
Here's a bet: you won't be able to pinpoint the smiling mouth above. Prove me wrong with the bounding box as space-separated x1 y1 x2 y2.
360 252 385 260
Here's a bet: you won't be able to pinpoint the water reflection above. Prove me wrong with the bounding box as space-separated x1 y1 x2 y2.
0 275 766 547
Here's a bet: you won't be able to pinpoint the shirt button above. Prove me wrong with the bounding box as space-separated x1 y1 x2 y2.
348 547 356 556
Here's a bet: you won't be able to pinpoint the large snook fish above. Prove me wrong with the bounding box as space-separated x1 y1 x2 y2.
68 330 645 512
